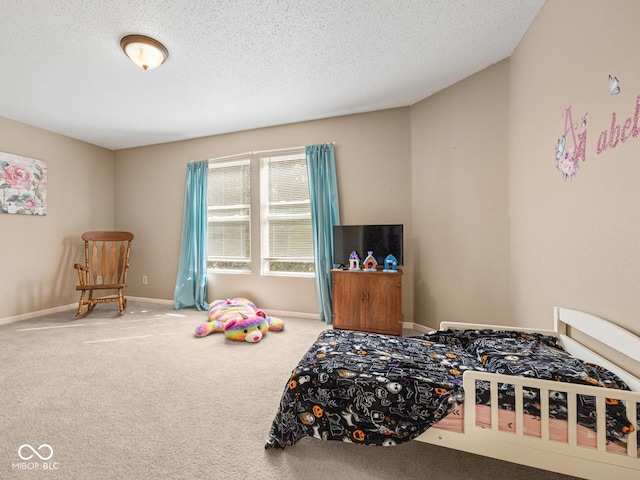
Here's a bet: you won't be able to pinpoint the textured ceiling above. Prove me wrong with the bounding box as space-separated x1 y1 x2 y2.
0 0 545 150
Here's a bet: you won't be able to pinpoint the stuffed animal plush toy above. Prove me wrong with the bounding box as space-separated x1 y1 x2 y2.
194 297 284 342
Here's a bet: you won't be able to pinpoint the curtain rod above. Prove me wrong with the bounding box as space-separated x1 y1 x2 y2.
190 151 252 163
255 143 335 156
191 143 336 163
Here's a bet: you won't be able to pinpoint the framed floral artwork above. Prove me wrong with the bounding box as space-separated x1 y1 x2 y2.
0 152 47 215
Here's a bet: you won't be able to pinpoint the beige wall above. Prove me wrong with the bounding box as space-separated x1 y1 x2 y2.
508 0 640 335
408 0 640 335
114 109 414 319
0 117 114 319
410 60 511 328
5 0 640 338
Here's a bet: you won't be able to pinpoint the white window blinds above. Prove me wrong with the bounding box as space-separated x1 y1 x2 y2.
207 158 251 272
260 152 314 275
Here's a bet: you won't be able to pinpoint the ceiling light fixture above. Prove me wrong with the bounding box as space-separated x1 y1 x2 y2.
120 34 169 70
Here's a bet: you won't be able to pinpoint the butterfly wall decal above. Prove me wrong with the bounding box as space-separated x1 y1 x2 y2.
556 135 565 160
608 75 620 95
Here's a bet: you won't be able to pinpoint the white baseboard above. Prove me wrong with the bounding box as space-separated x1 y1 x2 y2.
128 296 174 305
263 309 322 321
0 297 322 325
402 322 434 334
0 296 174 325
0 303 76 325
132 298 321 320
1 296 430 331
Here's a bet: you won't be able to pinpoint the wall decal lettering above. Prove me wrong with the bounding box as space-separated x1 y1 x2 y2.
596 95 640 155
555 75 640 180
555 106 588 180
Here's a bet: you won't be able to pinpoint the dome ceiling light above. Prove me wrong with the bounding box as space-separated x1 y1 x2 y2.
120 34 169 70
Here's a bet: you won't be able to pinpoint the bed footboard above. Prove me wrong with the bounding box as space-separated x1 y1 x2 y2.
417 370 639 480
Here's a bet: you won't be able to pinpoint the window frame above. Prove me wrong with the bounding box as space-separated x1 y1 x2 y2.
259 150 315 278
206 156 252 274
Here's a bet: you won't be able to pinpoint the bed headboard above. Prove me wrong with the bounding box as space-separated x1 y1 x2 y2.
554 307 640 391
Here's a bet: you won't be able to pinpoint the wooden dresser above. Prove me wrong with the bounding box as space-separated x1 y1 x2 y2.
331 268 403 335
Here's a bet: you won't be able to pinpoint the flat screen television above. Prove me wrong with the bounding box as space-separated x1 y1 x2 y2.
333 224 403 267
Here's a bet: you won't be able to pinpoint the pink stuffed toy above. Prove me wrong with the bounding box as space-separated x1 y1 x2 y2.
194 297 284 342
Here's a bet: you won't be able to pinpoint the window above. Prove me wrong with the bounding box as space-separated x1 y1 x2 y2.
206 148 315 277
260 151 315 276
207 158 251 272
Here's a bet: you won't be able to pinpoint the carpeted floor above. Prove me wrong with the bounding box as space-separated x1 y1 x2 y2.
0 301 578 479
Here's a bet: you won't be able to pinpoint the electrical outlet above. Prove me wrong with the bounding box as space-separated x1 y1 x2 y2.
96 275 103 284
142 275 148 285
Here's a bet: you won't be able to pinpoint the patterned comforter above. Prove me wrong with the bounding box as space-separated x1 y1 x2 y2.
265 328 636 448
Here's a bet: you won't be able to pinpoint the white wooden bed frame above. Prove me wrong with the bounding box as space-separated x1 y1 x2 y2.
415 307 640 480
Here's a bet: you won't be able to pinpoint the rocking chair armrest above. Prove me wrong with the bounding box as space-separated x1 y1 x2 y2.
74 263 87 286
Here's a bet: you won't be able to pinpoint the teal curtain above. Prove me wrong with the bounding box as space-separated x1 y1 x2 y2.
306 144 340 324
174 160 209 310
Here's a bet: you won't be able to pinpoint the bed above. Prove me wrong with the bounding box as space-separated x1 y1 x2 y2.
265 307 640 480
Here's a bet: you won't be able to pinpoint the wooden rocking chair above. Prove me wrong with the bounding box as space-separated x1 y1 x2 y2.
74 231 134 318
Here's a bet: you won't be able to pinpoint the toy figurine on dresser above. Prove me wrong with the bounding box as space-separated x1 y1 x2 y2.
348 251 361 270
362 251 378 271
384 254 398 272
